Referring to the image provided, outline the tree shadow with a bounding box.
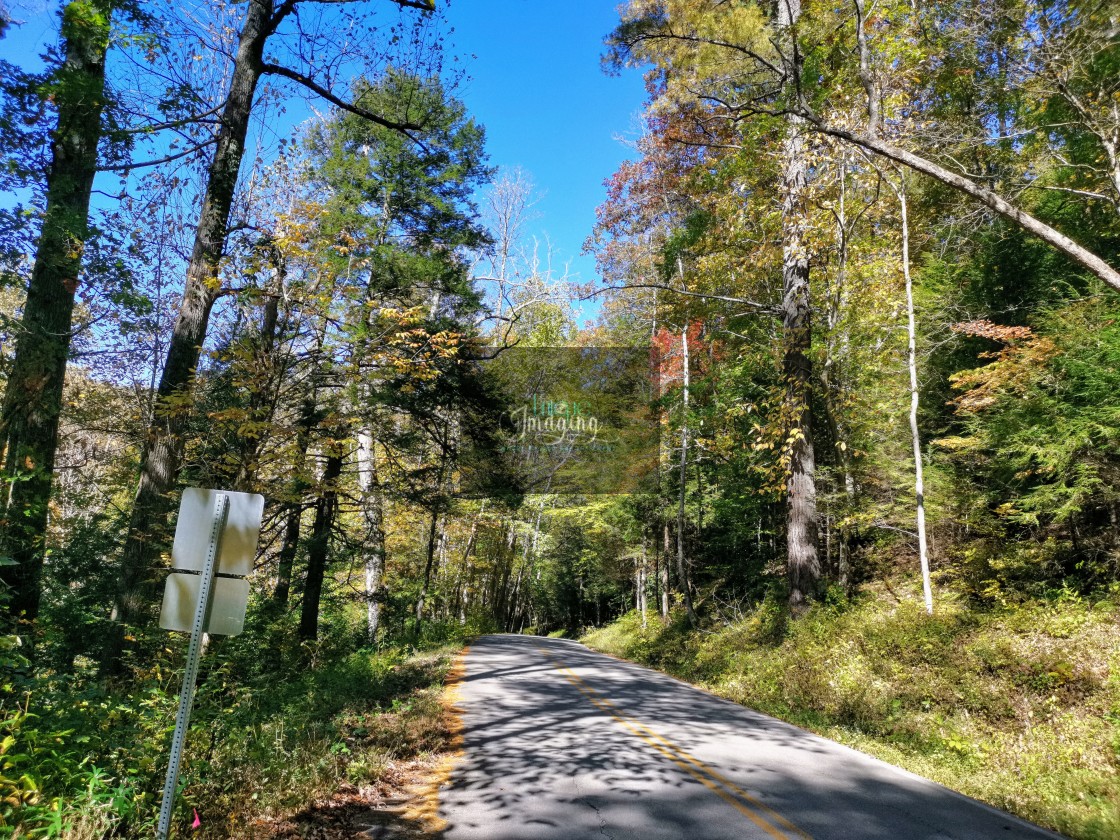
[433,634,1067,840]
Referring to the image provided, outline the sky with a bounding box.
[442,0,647,297]
[0,0,647,315]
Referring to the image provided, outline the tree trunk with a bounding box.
[638,545,648,628]
[634,556,643,621]
[781,120,821,612]
[0,0,111,622]
[458,566,471,625]
[659,535,670,621]
[676,326,696,625]
[272,385,318,607]
[272,502,303,609]
[506,564,523,632]
[898,183,934,615]
[415,509,441,635]
[356,429,387,642]
[109,0,271,659]
[452,501,484,624]
[777,0,821,614]
[299,449,343,642]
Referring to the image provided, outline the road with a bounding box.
[437,635,1065,840]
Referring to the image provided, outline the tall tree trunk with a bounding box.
[458,564,471,625]
[0,0,111,622]
[638,545,648,628]
[898,182,933,615]
[452,501,484,624]
[356,429,387,642]
[676,326,696,625]
[659,534,670,621]
[108,0,271,659]
[299,449,343,641]
[777,0,820,614]
[272,502,303,609]
[506,564,523,632]
[654,535,663,622]
[415,509,441,634]
[272,384,318,607]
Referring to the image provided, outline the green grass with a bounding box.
[185,644,460,838]
[1,618,468,839]
[583,582,1120,840]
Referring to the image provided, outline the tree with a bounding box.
[0,1,115,621]
[108,0,438,662]
[293,68,490,640]
[772,0,821,611]
[609,0,1120,281]
[609,0,822,608]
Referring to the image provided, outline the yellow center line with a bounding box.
[536,648,812,840]
[598,697,810,839]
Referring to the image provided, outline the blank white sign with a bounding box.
[159,572,250,636]
[170,488,264,576]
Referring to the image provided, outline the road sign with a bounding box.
[159,574,250,636]
[156,488,263,840]
[158,488,262,635]
[170,487,264,576]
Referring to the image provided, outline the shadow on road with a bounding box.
[436,634,1064,840]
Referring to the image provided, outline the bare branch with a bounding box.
[117,102,226,135]
[261,62,425,140]
[97,137,218,172]
[621,27,784,79]
[798,115,1120,292]
[1023,184,1117,205]
[584,282,779,316]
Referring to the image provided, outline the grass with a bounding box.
[582,581,1120,840]
[186,644,464,838]
[2,632,466,839]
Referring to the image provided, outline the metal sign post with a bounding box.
[156,492,229,840]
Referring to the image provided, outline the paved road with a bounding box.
[438,635,1065,840]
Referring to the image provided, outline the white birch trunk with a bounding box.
[899,185,934,615]
[356,429,386,641]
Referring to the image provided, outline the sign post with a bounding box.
[156,488,263,840]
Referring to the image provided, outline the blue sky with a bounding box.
[443,0,647,292]
[1,1,646,301]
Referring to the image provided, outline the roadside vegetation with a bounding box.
[1,1,1119,837]
[585,583,1120,840]
[2,608,475,838]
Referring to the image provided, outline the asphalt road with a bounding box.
[438,634,1066,840]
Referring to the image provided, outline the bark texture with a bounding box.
[0,0,111,621]
[356,429,386,642]
[110,0,272,645]
[898,184,933,614]
[676,326,696,625]
[777,0,821,612]
[299,449,343,641]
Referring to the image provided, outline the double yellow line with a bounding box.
[536,647,811,840]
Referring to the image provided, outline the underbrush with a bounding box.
[583,581,1120,840]
[0,612,475,838]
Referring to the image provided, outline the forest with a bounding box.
[1,0,1119,837]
